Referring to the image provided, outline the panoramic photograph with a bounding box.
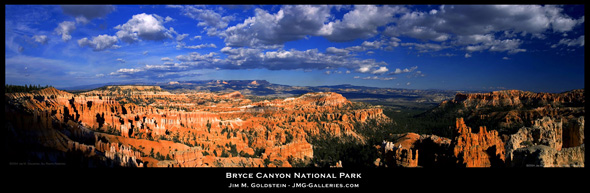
[5,4,584,172]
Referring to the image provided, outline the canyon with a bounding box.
[380,89,585,167]
[6,85,584,168]
[6,86,387,167]
[431,89,584,133]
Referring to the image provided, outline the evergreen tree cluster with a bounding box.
[5,84,50,93]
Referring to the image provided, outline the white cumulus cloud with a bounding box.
[389,66,418,75]
[326,47,350,56]
[552,35,585,48]
[320,5,406,42]
[222,5,332,47]
[170,5,234,36]
[385,5,583,54]
[32,35,48,44]
[55,21,76,41]
[184,43,217,49]
[115,13,173,43]
[372,66,389,74]
[77,34,119,51]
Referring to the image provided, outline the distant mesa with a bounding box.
[84,85,171,96]
[204,80,270,86]
[61,79,459,106]
[210,80,229,85]
[103,85,163,91]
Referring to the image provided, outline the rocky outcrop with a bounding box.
[264,140,313,163]
[297,92,351,108]
[505,117,563,161]
[381,133,420,167]
[168,147,205,167]
[563,116,584,148]
[433,89,585,133]
[510,144,584,167]
[103,142,144,167]
[452,89,584,109]
[506,116,584,167]
[221,91,244,99]
[451,118,505,167]
[383,118,505,168]
[5,89,147,167]
[381,133,452,168]
[414,134,453,167]
[417,89,584,167]
[6,86,388,167]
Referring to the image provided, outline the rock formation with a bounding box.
[506,116,585,167]
[382,133,420,167]
[452,89,584,109]
[382,118,511,168]
[510,144,584,167]
[6,86,388,167]
[505,117,563,160]
[563,116,584,148]
[381,133,452,167]
[433,89,585,133]
[8,86,581,168]
[451,118,505,167]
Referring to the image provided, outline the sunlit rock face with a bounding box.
[506,117,585,167]
[6,86,388,167]
[450,118,506,167]
[435,89,584,131]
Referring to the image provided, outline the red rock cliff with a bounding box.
[451,118,505,167]
[6,87,389,167]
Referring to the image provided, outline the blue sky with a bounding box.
[4,4,585,92]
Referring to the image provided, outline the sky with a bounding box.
[4,4,585,93]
